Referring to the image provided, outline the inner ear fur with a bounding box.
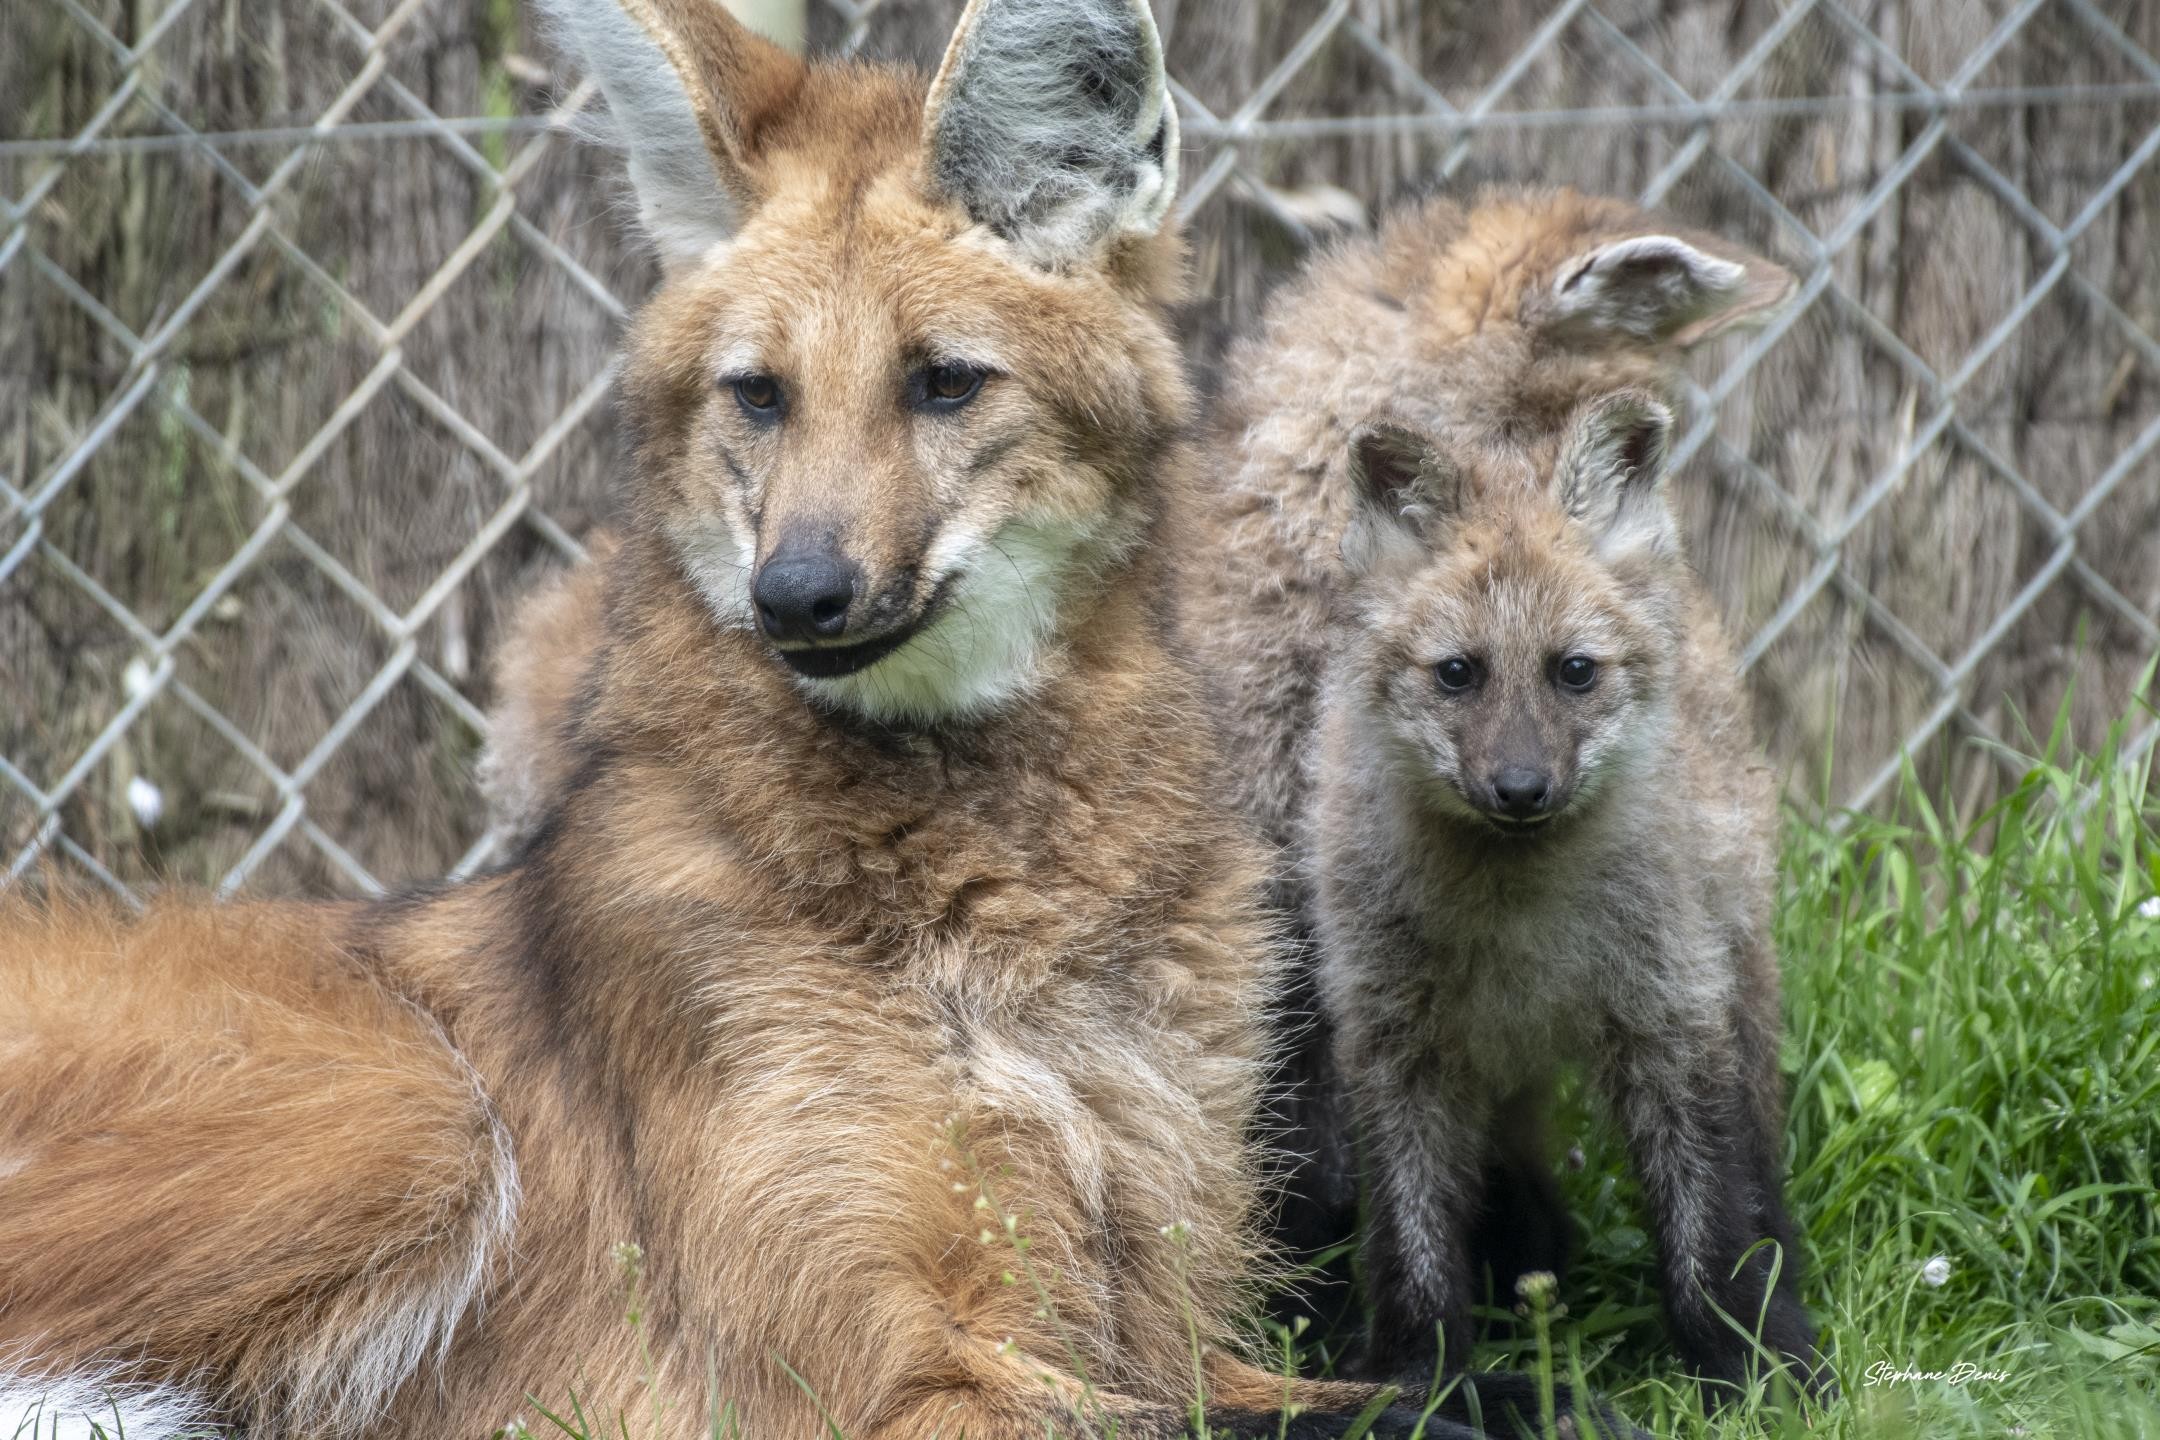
[539,0,805,266]
[616,0,804,201]
[1535,220,1796,348]
[1341,418,1465,572]
[1560,391,1679,556]
[921,0,1181,266]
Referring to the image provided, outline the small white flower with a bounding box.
[1909,1027,1925,1046]
[1921,1255,1952,1288]
[127,775,164,830]
[122,655,156,699]
[2138,895,2160,920]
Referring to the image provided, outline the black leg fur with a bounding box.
[1609,1049,1825,1402]
[1354,1178,1646,1436]
[1355,1215,1644,1436]
[1466,1149,1572,1318]
[1354,1168,1476,1384]
[1356,1086,1568,1379]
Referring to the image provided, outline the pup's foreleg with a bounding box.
[1604,1026,1824,1399]
[1346,1059,1491,1383]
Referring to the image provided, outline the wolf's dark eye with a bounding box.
[732,374,783,420]
[916,362,987,412]
[1435,657,1481,693]
[1557,655,1599,691]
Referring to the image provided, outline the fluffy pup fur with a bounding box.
[1317,400,1824,1397]
[0,11,1627,1440]
[1180,187,1820,1394]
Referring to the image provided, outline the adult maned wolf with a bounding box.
[0,3,1626,1438]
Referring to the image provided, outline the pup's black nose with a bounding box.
[1490,766,1553,819]
[754,553,858,642]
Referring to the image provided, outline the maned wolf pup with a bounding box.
[1180,189,1804,1350]
[1225,193,1822,1396]
[0,2,1601,1437]
[1317,409,1825,1398]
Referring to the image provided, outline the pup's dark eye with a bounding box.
[917,362,987,411]
[732,374,783,419]
[1557,655,1599,691]
[1435,657,1481,692]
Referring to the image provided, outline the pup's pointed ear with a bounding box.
[1561,391,1678,558]
[1539,230,1794,348]
[1342,419,1463,573]
[539,0,805,268]
[922,0,1180,268]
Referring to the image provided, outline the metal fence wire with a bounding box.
[3,0,2159,903]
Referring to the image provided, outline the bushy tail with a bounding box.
[0,1365,223,1440]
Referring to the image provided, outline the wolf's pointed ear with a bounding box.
[539,0,805,268]
[922,0,1180,267]
[1539,231,1794,348]
[1342,419,1463,573]
[1561,391,1679,558]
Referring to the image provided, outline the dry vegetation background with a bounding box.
[3,0,2158,896]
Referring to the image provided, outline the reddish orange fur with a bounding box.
[0,897,511,1427]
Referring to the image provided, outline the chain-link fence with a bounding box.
[4,0,2159,903]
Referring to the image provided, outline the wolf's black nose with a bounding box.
[755,553,858,642]
[1490,766,1552,818]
